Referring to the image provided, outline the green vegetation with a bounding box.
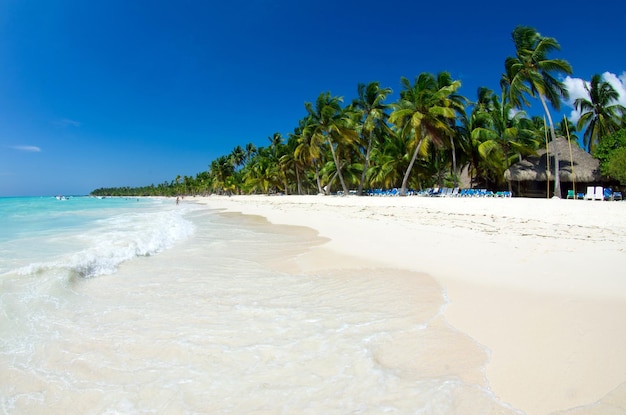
[502,25,573,197]
[595,129,626,185]
[90,26,626,198]
[575,74,626,153]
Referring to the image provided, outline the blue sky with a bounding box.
[1,0,624,196]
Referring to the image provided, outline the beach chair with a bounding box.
[613,191,623,201]
[584,186,595,200]
[603,188,613,201]
[594,186,604,201]
[566,190,575,199]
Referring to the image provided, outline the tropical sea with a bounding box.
[0,196,522,414]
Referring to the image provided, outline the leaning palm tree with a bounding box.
[502,25,572,197]
[305,92,359,195]
[389,73,460,195]
[574,73,626,153]
[351,81,392,195]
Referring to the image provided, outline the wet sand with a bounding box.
[194,194,626,415]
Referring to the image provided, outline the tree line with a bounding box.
[91,26,626,198]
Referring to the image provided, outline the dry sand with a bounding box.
[192,194,626,415]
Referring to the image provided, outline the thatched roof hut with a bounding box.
[504,136,601,183]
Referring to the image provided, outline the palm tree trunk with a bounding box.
[327,137,349,194]
[295,163,302,195]
[357,130,374,196]
[449,135,458,188]
[436,153,443,188]
[315,164,323,194]
[400,137,424,196]
[326,170,341,195]
[539,93,561,198]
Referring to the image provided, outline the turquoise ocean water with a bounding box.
[0,196,193,277]
[0,196,521,414]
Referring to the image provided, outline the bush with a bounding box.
[606,147,626,185]
[595,128,626,185]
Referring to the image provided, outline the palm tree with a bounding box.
[244,142,257,165]
[574,73,626,153]
[389,73,460,195]
[470,88,539,189]
[268,132,283,158]
[502,25,572,197]
[174,174,182,196]
[195,171,211,195]
[283,131,300,194]
[457,87,495,186]
[351,81,392,195]
[367,136,407,190]
[436,72,467,188]
[556,116,578,142]
[242,146,282,194]
[305,92,359,195]
[474,86,495,113]
[209,155,235,194]
[230,145,246,171]
[295,115,326,194]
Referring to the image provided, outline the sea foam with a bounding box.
[0,200,523,414]
[14,206,195,279]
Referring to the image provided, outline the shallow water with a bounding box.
[0,198,522,414]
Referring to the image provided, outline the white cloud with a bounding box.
[603,71,626,107]
[54,118,81,127]
[10,145,42,152]
[564,71,626,124]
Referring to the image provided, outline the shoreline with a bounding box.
[191,194,626,415]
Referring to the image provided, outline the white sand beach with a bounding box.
[195,194,626,415]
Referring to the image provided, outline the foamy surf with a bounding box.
[0,200,524,414]
[4,199,195,279]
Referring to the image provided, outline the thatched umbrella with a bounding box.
[504,136,601,183]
